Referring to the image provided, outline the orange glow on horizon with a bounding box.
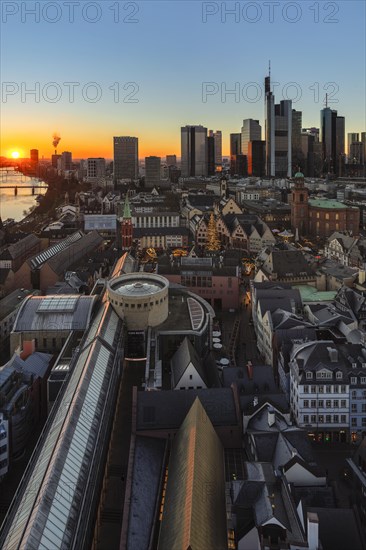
[1,136,230,160]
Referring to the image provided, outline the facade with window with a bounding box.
[349,367,366,442]
[289,341,350,442]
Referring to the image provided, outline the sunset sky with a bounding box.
[1,0,365,159]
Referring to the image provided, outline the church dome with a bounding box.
[294,171,304,178]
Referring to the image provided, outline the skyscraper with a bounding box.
[265,73,292,177]
[145,156,161,188]
[362,133,366,163]
[348,133,360,157]
[230,133,244,176]
[181,125,207,177]
[292,110,303,169]
[207,136,215,176]
[265,74,275,177]
[275,100,293,178]
[213,130,222,166]
[30,149,39,165]
[87,158,106,181]
[230,133,241,157]
[247,141,265,177]
[113,136,139,181]
[320,108,345,175]
[241,119,261,156]
[166,155,177,167]
[61,151,72,171]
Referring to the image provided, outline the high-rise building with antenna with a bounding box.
[265,66,292,178]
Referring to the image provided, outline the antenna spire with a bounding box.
[269,60,271,77]
[325,93,328,108]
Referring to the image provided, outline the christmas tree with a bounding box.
[206,213,221,252]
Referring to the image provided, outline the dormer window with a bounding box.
[306,372,313,380]
[351,377,357,385]
[336,371,343,380]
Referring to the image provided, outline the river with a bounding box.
[0,167,48,222]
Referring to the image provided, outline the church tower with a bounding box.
[290,171,309,236]
[121,195,133,250]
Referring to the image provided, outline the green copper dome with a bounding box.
[294,172,304,178]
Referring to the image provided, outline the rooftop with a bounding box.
[308,198,348,209]
[0,288,33,321]
[13,294,97,332]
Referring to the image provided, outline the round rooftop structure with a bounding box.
[107,273,169,329]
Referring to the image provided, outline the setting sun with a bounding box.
[11,151,20,159]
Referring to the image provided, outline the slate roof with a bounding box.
[187,194,217,208]
[0,234,40,261]
[127,436,166,550]
[170,337,209,388]
[137,388,238,431]
[307,508,365,550]
[13,295,97,332]
[266,250,315,277]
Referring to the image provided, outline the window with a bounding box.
[333,415,339,423]
[318,400,324,408]
[189,375,192,380]
[351,377,357,384]
[326,415,332,423]
[306,371,313,379]
[351,404,357,413]
[326,400,331,408]
[336,371,343,379]
[303,415,309,423]
[333,386,339,393]
[303,385,309,394]
[303,400,309,408]
[351,390,357,399]
[311,400,317,408]
[318,415,324,423]
[318,386,324,393]
[341,400,347,407]
[341,415,347,423]
[363,418,366,427]
[352,418,357,427]
[361,377,366,384]
[311,415,317,423]
[311,386,316,394]
[341,385,346,393]
[362,404,366,413]
[334,400,339,408]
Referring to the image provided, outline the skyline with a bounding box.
[1,1,365,158]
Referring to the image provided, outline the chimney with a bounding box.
[307,512,319,550]
[20,339,36,360]
[268,408,275,427]
[327,347,338,362]
[359,270,366,285]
